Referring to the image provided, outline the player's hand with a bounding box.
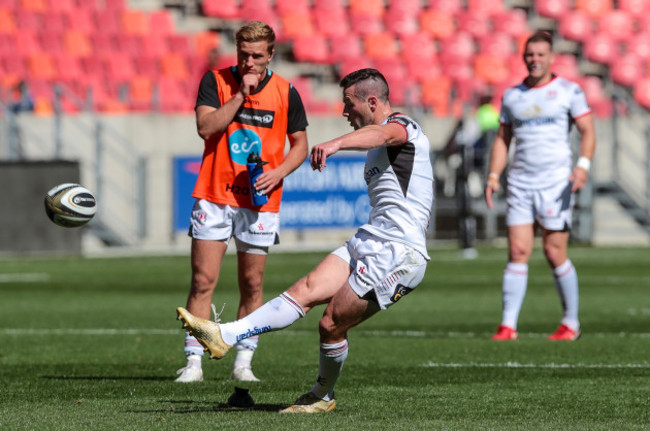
[254,168,283,196]
[310,141,340,171]
[239,73,259,98]
[485,173,500,209]
[569,166,589,192]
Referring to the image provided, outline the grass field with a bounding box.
[0,245,648,430]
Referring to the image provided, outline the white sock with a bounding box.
[553,259,580,330]
[310,339,349,401]
[183,332,205,357]
[221,293,305,346]
[501,263,528,330]
[186,354,202,368]
[234,336,258,369]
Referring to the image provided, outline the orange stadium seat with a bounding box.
[474,54,509,85]
[421,75,452,116]
[419,9,455,40]
[558,10,593,42]
[28,53,57,80]
[0,8,16,34]
[466,0,504,16]
[64,30,92,56]
[364,32,398,60]
[193,31,220,58]
[536,0,571,19]
[596,10,635,43]
[202,0,239,19]
[281,11,315,39]
[633,77,650,109]
[20,0,45,12]
[160,53,189,79]
[583,33,619,64]
[349,0,385,18]
[121,9,150,35]
[575,0,613,18]
[128,76,153,111]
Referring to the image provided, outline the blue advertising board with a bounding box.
[173,154,369,231]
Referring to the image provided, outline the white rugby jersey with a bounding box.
[499,76,591,189]
[359,113,434,259]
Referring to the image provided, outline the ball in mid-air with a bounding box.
[44,183,97,228]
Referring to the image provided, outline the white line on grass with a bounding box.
[421,362,650,369]
[0,273,50,283]
[1,328,649,339]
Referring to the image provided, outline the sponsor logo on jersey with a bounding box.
[235,107,275,129]
[228,129,262,165]
[390,284,413,303]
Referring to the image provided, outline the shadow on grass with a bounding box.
[127,400,286,414]
[42,375,172,381]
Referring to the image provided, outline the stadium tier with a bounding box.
[1,0,648,115]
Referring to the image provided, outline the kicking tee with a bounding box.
[499,76,591,189]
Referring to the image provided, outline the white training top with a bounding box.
[359,113,434,259]
[499,76,591,189]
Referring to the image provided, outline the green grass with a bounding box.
[1,246,649,430]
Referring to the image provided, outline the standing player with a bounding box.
[175,21,309,382]
[485,31,596,341]
[176,68,434,412]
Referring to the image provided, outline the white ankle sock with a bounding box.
[553,259,580,330]
[221,293,305,346]
[234,336,258,369]
[501,262,528,329]
[310,339,349,401]
[183,332,205,357]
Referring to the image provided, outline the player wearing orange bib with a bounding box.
[175,21,308,383]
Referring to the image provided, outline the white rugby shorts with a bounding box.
[333,229,428,310]
[506,181,574,231]
[188,199,280,247]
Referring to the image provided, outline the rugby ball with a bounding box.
[44,183,97,228]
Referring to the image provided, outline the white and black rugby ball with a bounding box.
[44,183,97,228]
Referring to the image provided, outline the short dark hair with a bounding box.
[525,30,553,51]
[340,68,390,103]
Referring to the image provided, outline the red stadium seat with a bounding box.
[93,10,121,35]
[610,54,644,87]
[575,0,613,18]
[141,34,168,57]
[14,31,41,56]
[617,0,649,17]
[558,10,593,42]
[506,54,528,84]
[440,55,473,82]
[149,10,175,36]
[387,0,422,14]
[428,0,463,15]
[338,56,373,79]
[633,77,650,109]
[349,12,384,36]
[583,33,619,64]
[349,0,385,18]
[105,53,136,82]
[419,9,456,40]
[167,34,191,54]
[46,0,74,13]
[400,32,437,61]
[477,32,516,57]
[133,56,160,78]
[42,12,66,33]
[113,34,142,57]
[551,54,580,81]
[281,11,315,39]
[14,9,42,32]
[121,9,150,36]
[535,0,570,19]
[66,9,93,33]
[597,10,635,43]
[292,34,330,63]
[466,0,504,17]
[202,0,239,19]
[39,31,64,54]
[314,8,350,38]
[405,55,441,84]
[491,9,529,37]
[578,75,612,117]
[275,0,309,15]
[363,32,398,60]
[156,77,193,113]
[384,6,419,36]
[90,33,115,55]
[624,32,650,61]
[439,32,475,61]
[328,33,363,63]
[53,52,83,81]
[456,10,490,38]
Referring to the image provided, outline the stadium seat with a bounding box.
[610,54,644,87]
[405,55,441,84]
[66,9,93,33]
[81,56,105,79]
[314,8,350,37]
[0,8,16,34]
[14,9,41,32]
[113,34,142,57]
[419,9,456,40]
[349,0,385,18]
[90,33,115,55]
[46,0,74,14]
[440,55,473,82]
[328,33,363,63]
[473,54,509,85]
[20,0,46,12]
[558,10,593,42]
[160,53,190,79]
[39,31,64,54]
[43,12,66,33]
[281,11,315,39]
[238,7,280,39]
[93,9,121,35]
[2,55,27,78]
[596,10,635,43]
[292,34,330,63]
[289,77,332,114]
[103,0,125,11]
[387,0,422,15]
[202,0,239,19]
[420,75,452,116]
[506,54,528,84]
[373,58,408,85]
[477,32,516,57]
[0,33,13,56]
[312,0,346,14]
[140,33,168,57]
[63,30,92,56]
[617,0,649,17]
[105,53,136,82]
[456,10,491,38]
[121,9,150,36]
[624,32,650,61]
[428,0,463,15]
[633,77,650,109]
[491,8,529,37]
[578,75,612,117]
[466,0,504,16]
[14,31,40,56]
[363,32,398,60]
[193,31,220,58]
[349,12,384,36]
[400,32,437,61]
[338,56,373,79]
[275,0,309,15]
[439,32,475,61]
[53,52,83,81]
[551,54,581,81]
[167,34,191,54]
[128,76,153,111]
[156,77,192,113]
[575,0,613,18]
[133,56,160,78]
[28,53,56,80]
[384,6,419,36]
[583,33,619,64]
[149,10,175,36]
[536,0,570,19]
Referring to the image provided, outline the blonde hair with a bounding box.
[235,21,276,54]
